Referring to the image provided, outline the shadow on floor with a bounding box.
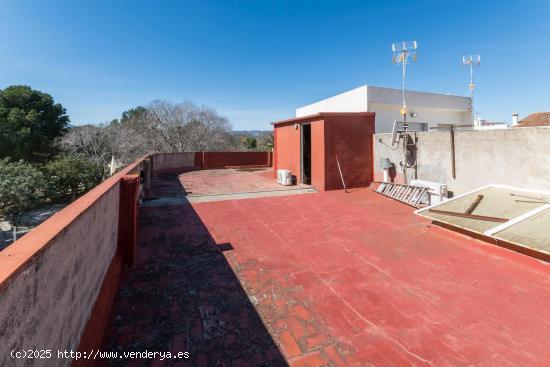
[101,171,287,366]
[151,169,196,197]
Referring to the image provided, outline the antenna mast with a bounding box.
[462,55,481,126]
[392,41,417,129]
[391,40,417,184]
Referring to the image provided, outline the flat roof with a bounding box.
[272,112,374,126]
[296,85,471,118]
[104,169,550,365]
[366,84,469,100]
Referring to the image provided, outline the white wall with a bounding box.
[296,85,368,117]
[296,85,472,133]
[368,103,471,133]
[366,86,471,110]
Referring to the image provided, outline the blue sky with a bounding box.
[1,0,549,130]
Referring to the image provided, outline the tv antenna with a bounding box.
[391,40,417,184]
[462,55,480,125]
[392,41,417,128]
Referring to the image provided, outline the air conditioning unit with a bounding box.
[277,169,292,186]
[410,179,448,205]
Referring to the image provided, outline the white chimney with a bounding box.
[512,113,519,126]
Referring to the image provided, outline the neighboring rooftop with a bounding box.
[515,112,550,127]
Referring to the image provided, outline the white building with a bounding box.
[474,119,510,130]
[296,85,472,133]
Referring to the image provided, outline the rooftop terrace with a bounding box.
[2,152,550,367]
[103,167,550,366]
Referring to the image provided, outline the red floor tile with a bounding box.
[103,170,550,366]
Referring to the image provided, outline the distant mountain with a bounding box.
[232,130,271,137]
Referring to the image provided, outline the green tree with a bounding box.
[258,132,274,151]
[243,137,257,150]
[45,155,104,201]
[0,159,47,221]
[0,85,69,162]
[120,106,147,125]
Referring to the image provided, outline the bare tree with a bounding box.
[106,110,151,163]
[60,100,241,166]
[59,124,112,164]
[143,100,234,152]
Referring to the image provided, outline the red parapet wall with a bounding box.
[0,150,280,366]
[0,150,277,367]
[75,173,141,366]
[0,156,145,367]
[194,151,273,169]
[117,175,141,266]
[73,253,123,367]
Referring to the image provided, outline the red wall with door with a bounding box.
[310,120,326,191]
[323,114,375,190]
[273,121,302,181]
[273,113,375,192]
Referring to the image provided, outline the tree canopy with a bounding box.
[0,85,69,161]
[0,159,48,218]
[45,154,104,201]
[60,100,241,164]
[243,137,257,150]
[120,106,147,125]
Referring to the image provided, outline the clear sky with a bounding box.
[1,0,549,130]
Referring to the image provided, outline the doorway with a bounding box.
[300,124,311,185]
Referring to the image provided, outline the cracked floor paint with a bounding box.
[103,169,550,366]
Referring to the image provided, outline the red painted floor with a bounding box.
[104,171,550,366]
[179,167,305,196]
